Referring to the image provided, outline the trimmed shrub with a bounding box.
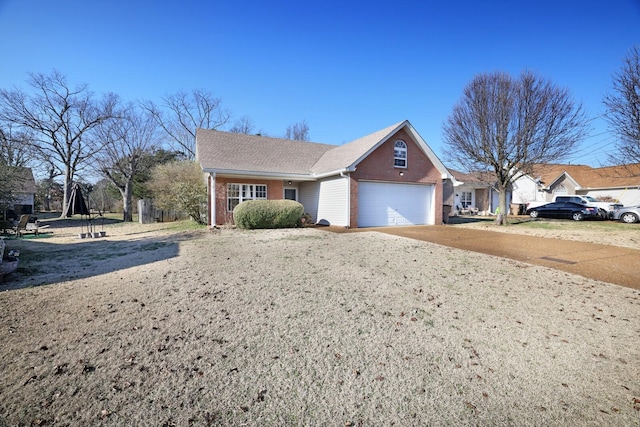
[234,200,304,229]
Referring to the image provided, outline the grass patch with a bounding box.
[282,233,324,241]
[15,248,75,263]
[15,266,41,276]
[511,218,636,232]
[161,219,207,232]
[451,215,638,233]
[9,233,54,240]
[139,242,170,252]
[512,221,561,230]
[89,251,129,261]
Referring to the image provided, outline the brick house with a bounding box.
[195,120,455,227]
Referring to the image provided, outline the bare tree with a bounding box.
[443,71,588,225]
[1,122,67,212]
[604,46,640,165]
[0,124,34,215]
[229,115,256,134]
[1,119,64,212]
[284,120,310,141]
[143,89,230,159]
[96,104,159,221]
[0,70,118,217]
[0,123,36,167]
[0,163,19,217]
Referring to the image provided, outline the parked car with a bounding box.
[526,195,623,219]
[612,205,640,223]
[526,202,600,221]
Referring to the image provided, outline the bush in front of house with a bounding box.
[233,200,305,229]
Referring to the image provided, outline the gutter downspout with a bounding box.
[209,172,216,227]
[340,171,351,228]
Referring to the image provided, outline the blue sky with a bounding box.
[0,0,639,168]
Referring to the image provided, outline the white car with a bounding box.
[613,205,640,223]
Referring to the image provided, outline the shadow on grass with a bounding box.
[0,228,195,291]
[446,215,497,225]
[36,212,126,231]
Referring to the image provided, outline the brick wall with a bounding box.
[350,129,444,226]
[212,177,284,225]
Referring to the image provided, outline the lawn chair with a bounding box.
[12,215,30,237]
[24,217,49,236]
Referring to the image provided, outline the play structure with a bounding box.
[63,182,106,238]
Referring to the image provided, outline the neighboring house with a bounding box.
[196,120,455,227]
[449,170,511,215]
[2,167,36,217]
[511,163,640,207]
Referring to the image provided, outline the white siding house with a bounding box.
[512,163,640,208]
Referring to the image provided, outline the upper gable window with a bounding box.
[394,140,407,168]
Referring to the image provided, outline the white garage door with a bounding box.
[358,181,434,227]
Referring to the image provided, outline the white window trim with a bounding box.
[460,191,472,208]
[284,187,298,201]
[394,140,407,168]
[227,183,267,212]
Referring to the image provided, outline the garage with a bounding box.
[358,181,434,227]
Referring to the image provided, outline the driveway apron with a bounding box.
[360,226,639,290]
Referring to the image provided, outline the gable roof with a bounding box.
[449,169,496,186]
[7,167,36,194]
[309,121,405,175]
[196,120,452,179]
[531,163,640,189]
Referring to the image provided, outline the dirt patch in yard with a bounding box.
[0,221,639,425]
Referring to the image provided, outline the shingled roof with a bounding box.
[196,130,334,176]
[196,120,451,179]
[531,163,640,189]
[309,122,404,174]
[448,169,496,185]
[7,167,36,194]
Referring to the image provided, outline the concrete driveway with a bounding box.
[346,225,639,290]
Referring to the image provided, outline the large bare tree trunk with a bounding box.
[121,181,133,222]
[495,189,509,225]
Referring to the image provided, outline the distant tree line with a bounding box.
[0,70,310,222]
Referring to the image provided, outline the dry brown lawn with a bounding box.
[0,218,639,426]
